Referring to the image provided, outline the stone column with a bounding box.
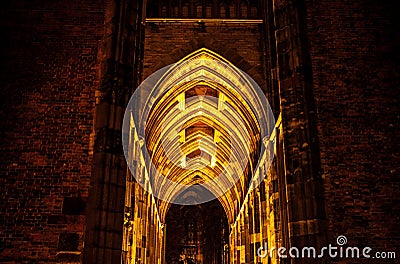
[83,0,145,263]
[269,0,328,260]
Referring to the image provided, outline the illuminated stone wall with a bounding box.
[122,179,164,264]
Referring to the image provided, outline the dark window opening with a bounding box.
[62,197,87,215]
[146,0,261,19]
[58,233,79,251]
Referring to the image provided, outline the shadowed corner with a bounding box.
[171,184,218,205]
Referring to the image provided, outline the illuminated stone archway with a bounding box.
[121,48,276,263]
[123,48,275,221]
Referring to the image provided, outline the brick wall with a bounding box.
[0,1,105,262]
[306,0,400,259]
[142,21,267,93]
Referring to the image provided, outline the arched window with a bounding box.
[147,0,255,19]
[173,5,179,17]
[182,2,189,17]
[240,2,248,18]
[196,2,203,18]
[250,0,259,18]
[146,0,159,17]
[219,2,226,18]
[250,6,257,18]
[229,2,236,18]
[161,2,167,17]
[171,0,179,17]
[205,5,212,18]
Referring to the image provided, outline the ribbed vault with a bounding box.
[124,48,274,224]
[150,49,267,224]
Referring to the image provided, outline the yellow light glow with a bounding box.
[135,48,269,225]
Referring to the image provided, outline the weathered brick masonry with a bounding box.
[305,0,400,258]
[143,21,267,91]
[0,1,106,262]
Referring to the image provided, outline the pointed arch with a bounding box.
[123,48,275,224]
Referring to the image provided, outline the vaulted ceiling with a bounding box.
[126,48,273,223]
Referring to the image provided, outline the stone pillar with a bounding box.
[83,0,145,263]
[268,0,328,259]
